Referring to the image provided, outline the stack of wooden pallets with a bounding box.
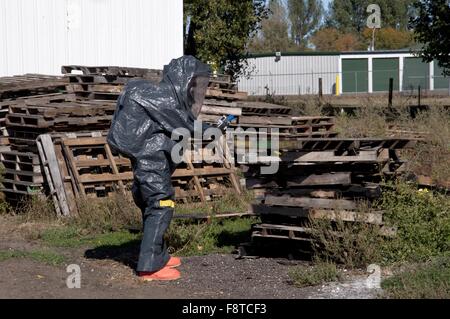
[36,134,241,216]
[199,76,336,138]
[0,75,69,200]
[62,65,162,101]
[0,66,244,206]
[244,137,416,243]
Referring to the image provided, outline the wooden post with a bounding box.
[318,78,323,99]
[418,85,421,108]
[388,78,393,107]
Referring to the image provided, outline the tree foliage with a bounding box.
[184,0,269,79]
[327,0,415,32]
[311,28,363,51]
[362,27,414,50]
[248,0,293,53]
[287,0,323,48]
[410,0,450,75]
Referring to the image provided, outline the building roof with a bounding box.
[248,49,414,58]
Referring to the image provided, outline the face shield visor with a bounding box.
[188,75,210,118]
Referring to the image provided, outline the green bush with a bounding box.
[382,255,450,299]
[380,182,450,264]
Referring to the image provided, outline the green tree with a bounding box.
[287,0,323,48]
[410,0,450,75]
[362,27,414,50]
[248,0,292,53]
[327,0,415,32]
[184,0,269,79]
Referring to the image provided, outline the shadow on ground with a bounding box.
[84,226,313,270]
[84,238,141,270]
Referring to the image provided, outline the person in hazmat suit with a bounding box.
[107,56,211,281]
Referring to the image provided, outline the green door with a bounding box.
[434,61,448,90]
[373,58,399,92]
[403,57,429,91]
[342,59,368,93]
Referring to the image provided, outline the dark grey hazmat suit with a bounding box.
[107,56,211,272]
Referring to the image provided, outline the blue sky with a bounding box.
[281,0,332,11]
[322,0,331,9]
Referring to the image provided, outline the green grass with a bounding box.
[39,216,256,257]
[174,191,254,216]
[382,255,450,299]
[288,262,341,287]
[41,226,141,249]
[166,217,258,256]
[0,249,66,266]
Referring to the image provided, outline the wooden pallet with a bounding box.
[0,150,44,196]
[0,74,68,99]
[5,96,116,130]
[206,88,248,101]
[251,223,313,242]
[61,65,163,79]
[37,134,241,216]
[6,113,112,129]
[237,101,292,116]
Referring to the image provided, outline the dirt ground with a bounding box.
[0,217,381,299]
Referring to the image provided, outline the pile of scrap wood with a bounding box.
[244,137,417,243]
[0,66,242,211]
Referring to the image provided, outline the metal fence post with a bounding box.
[388,78,393,107]
[418,85,421,107]
[318,78,323,99]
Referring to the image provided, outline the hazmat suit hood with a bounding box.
[161,55,211,119]
[107,55,211,161]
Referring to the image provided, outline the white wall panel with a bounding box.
[0,0,184,76]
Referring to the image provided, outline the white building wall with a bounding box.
[238,54,340,96]
[0,0,184,76]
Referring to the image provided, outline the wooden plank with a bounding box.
[203,99,238,107]
[62,137,110,146]
[252,205,383,225]
[201,105,242,116]
[54,143,78,213]
[61,143,86,195]
[74,158,131,168]
[238,116,292,126]
[183,151,206,203]
[286,172,351,187]
[36,135,71,216]
[206,88,248,100]
[264,195,357,210]
[282,151,380,163]
[172,167,235,178]
[216,135,241,195]
[79,172,134,183]
[104,142,126,194]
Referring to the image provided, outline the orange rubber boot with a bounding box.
[138,267,181,281]
[166,256,181,268]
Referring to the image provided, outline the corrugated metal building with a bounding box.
[239,50,449,95]
[238,53,340,96]
[0,0,184,76]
